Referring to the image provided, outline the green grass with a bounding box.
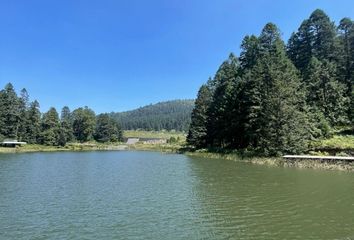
[310,134,354,157]
[128,142,182,153]
[313,135,354,150]
[123,130,187,152]
[185,150,354,171]
[0,142,127,153]
[123,130,186,140]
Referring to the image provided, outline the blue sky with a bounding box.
[0,0,353,113]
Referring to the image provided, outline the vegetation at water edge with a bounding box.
[187,9,354,157]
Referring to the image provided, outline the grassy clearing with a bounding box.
[310,133,354,156]
[124,130,186,152]
[312,135,354,150]
[124,130,186,140]
[128,142,182,153]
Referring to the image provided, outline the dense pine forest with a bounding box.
[0,83,123,146]
[187,9,354,156]
[110,100,194,132]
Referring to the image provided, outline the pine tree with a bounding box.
[338,18,354,123]
[0,83,20,139]
[40,107,62,146]
[94,113,122,142]
[72,107,96,142]
[26,100,41,144]
[187,84,212,148]
[287,9,338,74]
[306,58,349,125]
[338,18,354,94]
[17,88,30,141]
[287,19,313,73]
[244,23,309,155]
[60,106,74,142]
[239,35,259,72]
[206,53,239,147]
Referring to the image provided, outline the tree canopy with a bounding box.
[0,85,123,145]
[188,9,354,156]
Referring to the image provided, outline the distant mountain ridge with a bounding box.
[110,99,195,132]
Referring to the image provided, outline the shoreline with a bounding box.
[1,143,354,172]
[129,144,354,172]
[184,151,354,172]
[0,143,128,154]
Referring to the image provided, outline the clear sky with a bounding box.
[0,0,353,113]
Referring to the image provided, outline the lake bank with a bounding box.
[185,150,354,172]
[2,142,354,172]
[0,143,128,153]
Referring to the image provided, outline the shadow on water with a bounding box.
[186,155,354,240]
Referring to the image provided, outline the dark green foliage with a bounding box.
[306,108,331,140]
[0,83,20,139]
[243,23,309,155]
[17,88,30,142]
[111,100,194,132]
[188,11,354,156]
[288,9,338,73]
[305,58,349,125]
[72,107,96,142]
[337,18,354,95]
[0,83,124,146]
[207,54,239,147]
[94,113,123,142]
[239,35,259,72]
[61,106,74,142]
[40,107,63,146]
[187,85,212,148]
[287,20,313,74]
[26,100,41,144]
[337,18,354,122]
[287,9,351,124]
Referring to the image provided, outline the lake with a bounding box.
[0,151,354,239]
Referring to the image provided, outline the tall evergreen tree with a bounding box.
[94,113,123,142]
[287,9,338,74]
[251,24,309,155]
[287,19,313,73]
[239,35,259,72]
[187,84,212,148]
[238,23,310,155]
[72,107,96,142]
[0,83,20,139]
[26,100,41,144]
[305,58,349,125]
[60,106,74,142]
[338,18,354,94]
[17,88,30,141]
[206,53,239,147]
[338,18,354,122]
[40,107,63,146]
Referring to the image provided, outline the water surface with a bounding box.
[0,151,353,239]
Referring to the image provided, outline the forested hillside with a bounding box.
[111,100,194,132]
[0,83,123,146]
[187,9,354,156]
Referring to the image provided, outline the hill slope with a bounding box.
[111,100,194,132]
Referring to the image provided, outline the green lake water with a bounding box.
[0,151,354,239]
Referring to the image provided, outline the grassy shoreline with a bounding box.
[184,150,354,171]
[0,143,128,153]
[1,139,354,172]
[124,142,354,172]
